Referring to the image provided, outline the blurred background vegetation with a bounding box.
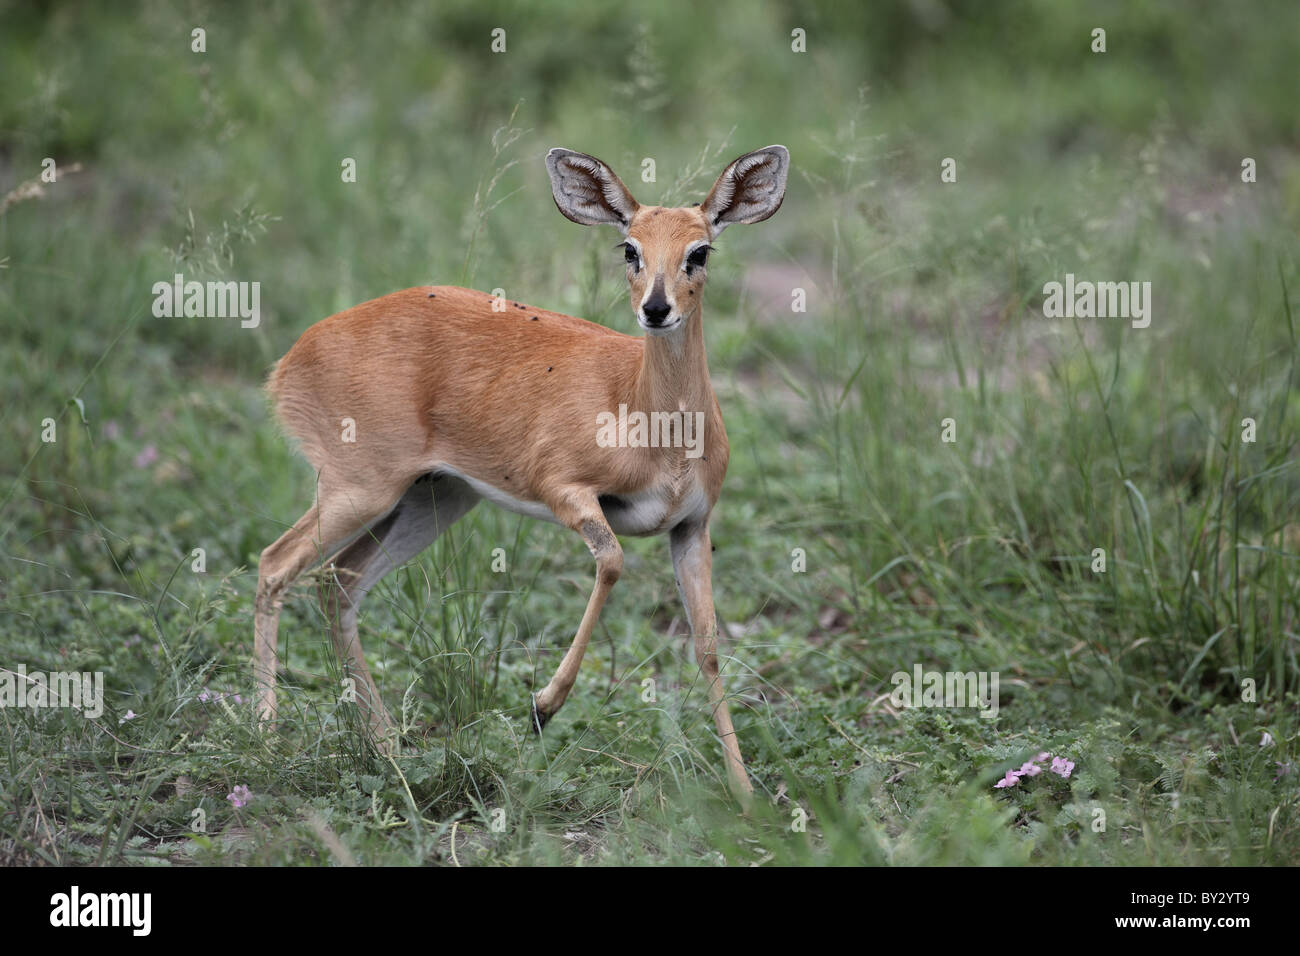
[1,0,1297,865]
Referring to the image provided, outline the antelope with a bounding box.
[254,145,789,800]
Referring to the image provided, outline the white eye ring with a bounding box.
[619,239,644,270]
[683,244,712,272]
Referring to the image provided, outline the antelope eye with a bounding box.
[621,243,640,265]
[686,246,711,269]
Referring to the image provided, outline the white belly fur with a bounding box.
[435,467,709,536]
[441,468,561,524]
[607,483,710,535]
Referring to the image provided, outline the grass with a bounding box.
[1,0,1298,866]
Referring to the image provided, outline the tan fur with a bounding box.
[255,147,788,803]
[268,277,727,521]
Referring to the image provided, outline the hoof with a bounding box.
[530,693,551,735]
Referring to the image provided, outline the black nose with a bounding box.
[642,298,672,325]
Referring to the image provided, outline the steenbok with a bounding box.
[255,145,789,799]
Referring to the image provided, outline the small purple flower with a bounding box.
[1035,751,1051,762]
[1050,756,1075,779]
[119,710,137,724]
[994,770,1021,789]
[227,785,252,808]
[232,694,243,704]
[1019,761,1042,777]
[1276,762,1294,781]
[198,688,211,703]
[133,444,158,469]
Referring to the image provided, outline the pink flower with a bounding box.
[994,770,1021,789]
[133,445,158,468]
[227,785,252,808]
[1035,752,1051,762]
[119,710,137,724]
[1050,756,1075,778]
[1019,761,1042,777]
[198,687,243,705]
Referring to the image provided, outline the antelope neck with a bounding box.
[631,305,712,414]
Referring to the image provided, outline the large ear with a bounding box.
[699,145,789,237]
[546,148,640,234]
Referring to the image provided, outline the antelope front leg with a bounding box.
[671,521,753,801]
[532,509,623,729]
